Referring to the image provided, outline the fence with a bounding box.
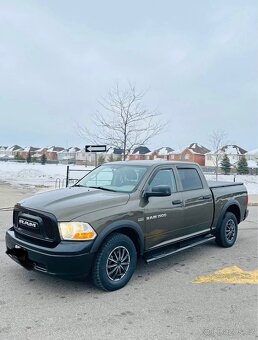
[65,166,92,187]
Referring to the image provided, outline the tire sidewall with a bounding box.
[94,234,137,291]
[218,212,238,247]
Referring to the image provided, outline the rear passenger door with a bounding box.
[176,167,213,236]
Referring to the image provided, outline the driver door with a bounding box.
[144,167,184,250]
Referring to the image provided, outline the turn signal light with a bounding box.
[73,231,96,240]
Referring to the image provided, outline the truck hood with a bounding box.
[18,187,130,221]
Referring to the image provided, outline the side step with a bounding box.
[144,235,215,263]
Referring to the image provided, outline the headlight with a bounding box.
[58,222,97,241]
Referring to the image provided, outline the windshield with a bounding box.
[76,164,148,193]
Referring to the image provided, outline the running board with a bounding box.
[144,235,215,263]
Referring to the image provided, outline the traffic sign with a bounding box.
[85,145,107,153]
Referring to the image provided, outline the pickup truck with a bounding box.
[6,161,248,291]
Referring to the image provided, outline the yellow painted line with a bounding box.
[193,266,258,284]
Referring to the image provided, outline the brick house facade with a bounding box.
[168,143,210,166]
[45,146,65,161]
[19,146,40,159]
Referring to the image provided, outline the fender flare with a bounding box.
[90,220,145,255]
[215,199,241,231]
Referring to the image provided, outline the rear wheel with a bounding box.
[92,233,137,291]
[215,212,238,248]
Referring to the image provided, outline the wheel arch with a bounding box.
[225,204,241,224]
[216,200,241,231]
[90,220,144,255]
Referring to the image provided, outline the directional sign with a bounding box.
[85,145,107,153]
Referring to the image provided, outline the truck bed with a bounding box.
[208,180,247,232]
[207,180,243,188]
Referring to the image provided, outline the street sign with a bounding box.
[85,145,107,153]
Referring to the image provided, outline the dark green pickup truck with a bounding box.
[6,161,248,291]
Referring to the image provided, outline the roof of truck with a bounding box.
[105,160,200,167]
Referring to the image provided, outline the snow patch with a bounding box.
[0,162,93,188]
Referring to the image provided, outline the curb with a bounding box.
[248,203,258,207]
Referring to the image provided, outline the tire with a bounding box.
[92,233,137,291]
[215,212,238,248]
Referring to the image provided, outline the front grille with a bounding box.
[13,205,60,246]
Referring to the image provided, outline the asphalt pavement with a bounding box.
[0,184,257,340]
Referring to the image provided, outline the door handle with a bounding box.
[198,195,212,200]
[172,200,182,205]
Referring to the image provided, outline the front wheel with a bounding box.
[92,233,137,291]
[215,212,238,248]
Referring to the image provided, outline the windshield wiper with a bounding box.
[87,186,117,192]
[73,184,85,187]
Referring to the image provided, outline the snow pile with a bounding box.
[17,168,46,179]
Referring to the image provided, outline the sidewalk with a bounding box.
[249,195,258,206]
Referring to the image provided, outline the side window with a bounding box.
[149,169,177,193]
[178,168,203,191]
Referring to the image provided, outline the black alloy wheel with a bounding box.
[215,212,238,248]
[92,233,137,291]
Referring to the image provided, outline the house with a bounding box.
[45,146,65,161]
[169,143,210,166]
[150,147,175,160]
[105,148,123,161]
[245,148,258,171]
[75,149,97,166]
[58,147,80,164]
[31,147,48,161]
[19,146,40,159]
[0,146,8,159]
[205,144,247,168]
[246,148,258,162]
[4,145,24,159]
[30,146,66,162]
[128,146,151,160]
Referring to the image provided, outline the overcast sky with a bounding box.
[0,0,257,151]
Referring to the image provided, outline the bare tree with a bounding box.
[209,130,227,181]
[79,83,166,160]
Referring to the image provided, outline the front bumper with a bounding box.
[5,228,95,278]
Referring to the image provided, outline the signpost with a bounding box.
[85,145,107,166]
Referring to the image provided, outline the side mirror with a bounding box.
[144,185,171,199]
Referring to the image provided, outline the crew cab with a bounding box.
[5,161,248,291]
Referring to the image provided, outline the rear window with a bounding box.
[178,168,203,191]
